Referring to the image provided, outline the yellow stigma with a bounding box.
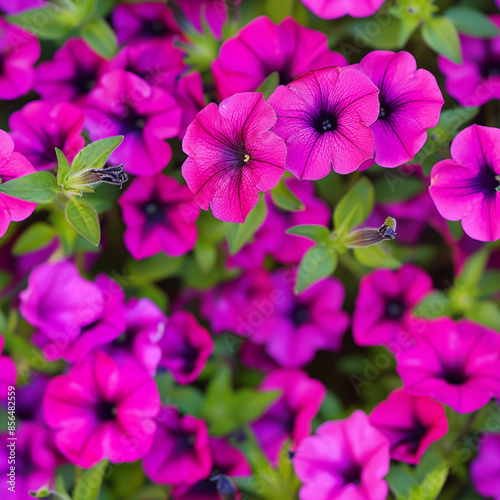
[243,154,250,163]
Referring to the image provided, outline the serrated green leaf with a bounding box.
[445,6,499,38]
[65,196,100,246]
[70,136,124,175]
[226,196,267,255]
[80,16,118,59]
[12,222,56,256]
[0,171,59,204]
[56,148,71,186]
[271,177,304,211]
[295,246,337,293]
[353,244,400,269]
[257,71,280,99]
[422,16,462,64]
[73,460,108,500]
[286,224,330,244]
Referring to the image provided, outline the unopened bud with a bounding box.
[344,217,397,247]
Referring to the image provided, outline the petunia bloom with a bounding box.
[396,318,500,414]
[355,51,443,167]
[43,351,160,468]
[268,67,379,179]
[0,131,37,238]
[352,264,434,350]
[174,71,206,140]
[86,70,181,176]
[471,433,500,500]
[299,0,385,19]
[294,410,390,500]
[142,406,212,486]
[429,124,500,242]
[9,101,85,171]
[251,369,326,466]
[182,92,286,223]
[0,0,46,14]
[369,388,448,464]
[212,16,346,100]
[119,173,200,259]
[0,333,16,399]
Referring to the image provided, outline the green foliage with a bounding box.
[295,246,338,293]
[12,222,56,256]
[286,224,331,244]
[271,177,304,211]
[0,171,59,204]
[256,71,280,99]
[68,136,124,176]
[80,16,118,59]
[422,16,462,64]
[353,244,401,269]
[444,6,499,38]
[65,196,101,246]
[156,373,205,417]
[73,460,109,500]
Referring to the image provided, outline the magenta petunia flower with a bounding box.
[0,334,16,399]
[9,101,85,171]
[86,69,181,176]
[396,318,500,414]
[299,0,384,18]
[429,124,500,242]
[294,410,390,500]
[212,16,346,100]
[352,264,434,349]
[20,260,104,346]
[174,71,206,140]
[0,18,40,100]
[355,51,443,168]
[0,131,37,238]
[471,433,500,500]
[34,38,108,108]
[182,92,286,223]
[268,67,379,179]
[15,372,49,422]
[44,351,160,468]
[369,388,448,465]
[0,0,46,14]
[239,341,281,373]
[251,369,325,466]
[158,310,214,385]
[119,173,200,259]
[438,16,500,107]
[142,406,212,486]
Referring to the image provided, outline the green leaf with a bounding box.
[478,270,500,297]
[70,136,124,175]
[56,148,71,186]
[286,224,330,245]
[126,254,184,286]
[256,71,280,99]
[232,388,282,426]
[387,464,418,498]
[65,196,101,246]
[226,196,267,255]
[374,176,425,204]
[156,373,205,417]
[74,0,97,18]
[80,16,118,59]
[455,248,488,291]
[413,291,451,319]
[407,462,449,500]
[73,459,109,500]
[466,301,500,331]
[422,16,462,64]
[194,240,217,274]
[12,222,56,256]
[271,177,304,211]
[347,16,403,50]
[55,475,72,500]
[353,245,400,269]
[333,177,374,237]
[0,171,59,204]
[445,6,499,38]
[295,246,337,293]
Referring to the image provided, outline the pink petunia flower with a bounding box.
[182,92,286,223]
[471,433,500,500]
[15,372,49,422]
[174,71,206,140]
[251,369,326,466]
[239,341,281,373]
[396,318,500,414]
[159,310,214,385]
[0,18,40,100]
[268,67,380,179]
[142,406,212,486]
[9,101,85,171]
[34,38,108,109]
[0,0,46,14]
[86,70,181,176]
[352,264,434,350]
[119,173,200,259]
[438,16,500,107]
[294,410,390,500]
[355,51,443,168]
[299,0,385,19]
[369,388,448,464]
[43,351,160,468]
[429,124,500,242]
[212,16,346,100]
[0,333,16,399]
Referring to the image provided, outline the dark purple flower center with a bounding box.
[120,107,146,135]
[142,199,165,226]
[378,97,392,120]
[139,19,169,39]
[480,61,500,79]
[291,305,310,325]
[71,66,96,96]
[80,318,101,334]
[442,365,467,385]
[174,431,196,456]
[466,166,500,198]
[96,400,117,421]
[392,421,427,454]
[342,462,362,486]
[385,298,405,319]
[313,110,337,134]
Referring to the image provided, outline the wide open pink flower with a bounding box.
[471,433,500,499]
[299,0,385,19]
[369,388,448,464]
[0,131,37,237]
[294,410,390,500]
[43,351,160,468]
[396,318,500,414]
[268,67,379,179]
[429,124,500,242]
[212,16,346,100]
[0,334,16,399]
[86,70,181,176]
[356,51,443,167]
[182,92,286,223]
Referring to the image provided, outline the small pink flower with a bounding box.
[43,351,160,467]
[294,410,390,500]
[182,92,286,223]
[212,16,346,100]
[268,67,379,179]
[142,406,212,486]
[429,124,500,242]
[471,433,500,499]
[159,310,214,385]
[369,388,448,464]
[299,0,385,19]
[396,318,500,414]
[119,173,200,259]
[0,334,16,398]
